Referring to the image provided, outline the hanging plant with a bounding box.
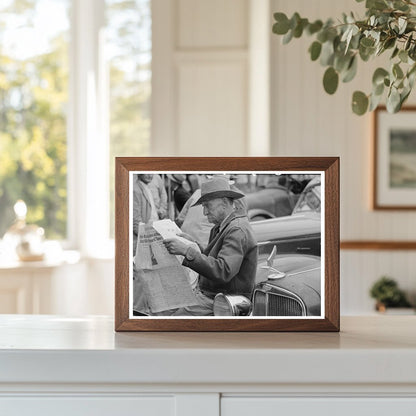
[272,0,416,115]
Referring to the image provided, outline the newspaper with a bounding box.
[152,219,200,290]
[152,219,194,246]
[134,224,197,313]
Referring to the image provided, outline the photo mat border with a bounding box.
[128,170,325,320]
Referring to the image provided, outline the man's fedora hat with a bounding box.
[192,177,244,206]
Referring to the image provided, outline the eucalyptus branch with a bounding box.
[272,0,416,115]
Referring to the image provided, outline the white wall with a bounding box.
[271,0,416,313]
[55,0,416,316]
[152,0,254,156]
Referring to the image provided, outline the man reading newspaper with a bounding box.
[163,177,258,316]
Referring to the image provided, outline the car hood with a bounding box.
[251,212,321,242]
[255,253,321,315]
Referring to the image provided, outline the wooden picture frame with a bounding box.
[373,106,416,210]
[115,157,339,332]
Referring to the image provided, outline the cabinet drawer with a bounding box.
[222,397,416,416]
[0,396,175,416]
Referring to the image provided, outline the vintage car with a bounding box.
[246,184,296,221]
[249,176,321,257]
[245,175,311,221]
[213,177,322,317]
[213,247,322,317]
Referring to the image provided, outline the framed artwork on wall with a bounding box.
[374,106,416,209]
[115,157,339,332]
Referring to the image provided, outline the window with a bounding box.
[106,0,151,237]
[0,0,151,253]
[0,0,70,239]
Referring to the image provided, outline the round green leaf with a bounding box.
[405,34,413,51]
[384,37,396,50]
[352,91,369,115]
[360,37,375,48]
[391,47,399,59]
[290,13,301,30]
[293,18,308,38]
[317,30,328,43]
[342,56,357,83]
[408,70,416,89]
[373,82,385,96]
[307,20,323,35]
[273,13,290,35]
[359,44,375,62]
[387,87,401,113]
[282,29,293,44]
[393,0,409,11]
[400,88,411,107]
[369,92,383,112]
[399,50,408,63]
[323,67,339,95]
[334,52,352,73]
[393,63,404,79]
[367,0,388,11]
[372,68,389,86]
[409,45,416,61]
[309,41,322,61]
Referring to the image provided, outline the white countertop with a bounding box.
[0,315,415,387]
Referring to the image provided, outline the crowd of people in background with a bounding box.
[133,173,312,248]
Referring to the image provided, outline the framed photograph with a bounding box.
[374,106,416,209]
[115,157,339,331]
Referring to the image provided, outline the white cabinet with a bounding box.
[1,396,175,416]
[0,266,57,314]
[0,316,416,415]
[222,398,416,416]
[0,255,114,315]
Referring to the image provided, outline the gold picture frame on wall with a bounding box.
[373,106,416,210]
[115,157,339,332]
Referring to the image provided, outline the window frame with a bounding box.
[67,0,111,257]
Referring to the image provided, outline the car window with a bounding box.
[293,184,321,214]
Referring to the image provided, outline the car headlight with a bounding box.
[213,293,251,316]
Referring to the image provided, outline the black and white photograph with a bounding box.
[129,172,324,319]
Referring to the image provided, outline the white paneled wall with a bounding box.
[152,0,250,156]
[271,0,416,313]
[177,57,247,155]
[150,0,416,314]
[177,0,248,49]
[341,251,416,314]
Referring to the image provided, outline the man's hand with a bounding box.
[163,238,189,255]
[178,232,195,242]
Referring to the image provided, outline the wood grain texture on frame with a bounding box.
[115,157,340,332]
[373,106,416,210]
[341,240,416,250]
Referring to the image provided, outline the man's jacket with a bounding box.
[183,211,258,298]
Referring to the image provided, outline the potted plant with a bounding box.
[369,276,413,313]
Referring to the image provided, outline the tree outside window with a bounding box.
[0,0,151,243]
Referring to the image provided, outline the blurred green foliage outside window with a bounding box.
[0,0,151,241]
[0,0,69,239]
[107,0,151,237]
